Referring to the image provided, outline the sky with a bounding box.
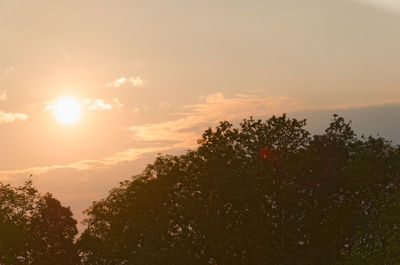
[1,0,400,228]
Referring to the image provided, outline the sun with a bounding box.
[52,97,81,124]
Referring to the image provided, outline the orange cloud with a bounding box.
[7,93,400,179]
[129,93,305,148]
[106,76,144,88]
[128,93,400,151]
[0,146,169,179]
[45,97,124,112]
[84,98,123,111]
[0,111,27,124]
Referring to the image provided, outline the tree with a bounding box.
[78,114,400,264]
[29,193,79,265]
[0,181,79,264]
[0,180,39,264]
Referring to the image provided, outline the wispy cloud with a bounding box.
[107,77,126,88]
[83,98,123,111]
[129,93,400,150]
[129,93,305,149]
[352,0,400,14]
[0,146,169,178]
[9,92,400,178]
[106,76,144,88]
[45,97,124,112]
[0,93,304,176]
[0,111,27,124]
[0,90,7,101]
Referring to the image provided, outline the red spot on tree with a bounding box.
[259,148,271,160]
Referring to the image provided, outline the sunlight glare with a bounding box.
[53,97,81,124]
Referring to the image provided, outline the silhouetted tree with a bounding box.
[0,181,79,264]
[78,114,400,264]
[29,193,79,265]
[0,180,38,264]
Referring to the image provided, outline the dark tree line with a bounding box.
[0,180,79,264]
[2,114,400,264]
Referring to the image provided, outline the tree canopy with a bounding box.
[0,180,79,264]
[78,114,400,265]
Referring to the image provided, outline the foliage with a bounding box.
[78,114,400,264]
[0,180,79,264]
[2,114,399,264]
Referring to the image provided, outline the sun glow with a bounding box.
[52,97,81,124]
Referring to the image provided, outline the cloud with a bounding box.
[87,99,112,110]
[0,146,170,179]
[84,98,123,111]
[30,93,400,176]
[0,90,6,101]
[129,76,144,87]
[0,111,27,124]
[129,93,400,151]
[10,93,400,181]
[112,98,124,110]
[352,0,400,14]
[129,93,305,149]
[45,97,124,112]
[107,77,126,88]
[106,76,144,88]
[0,93,303,176]
[0,89,26,124]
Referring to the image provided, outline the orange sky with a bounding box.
[1,0,400,228]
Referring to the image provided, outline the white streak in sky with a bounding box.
[61,49,73,63]
[353,0,400,14]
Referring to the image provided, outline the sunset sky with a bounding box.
[1,0,400,226]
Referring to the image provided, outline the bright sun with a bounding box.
[53,97,81,124]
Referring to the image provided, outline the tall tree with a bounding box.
[78,114,400,264]
[29,193,79,265]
